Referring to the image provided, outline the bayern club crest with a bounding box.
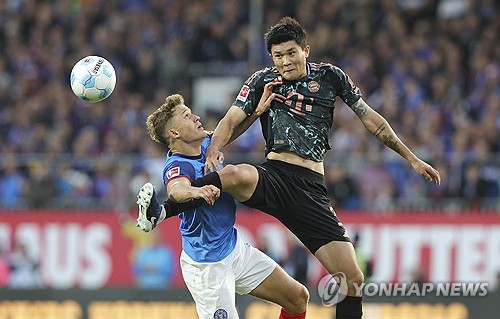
[308,81,320,93]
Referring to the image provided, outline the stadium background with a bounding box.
[0,0,498,318]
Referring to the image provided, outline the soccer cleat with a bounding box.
[136,182,164,232]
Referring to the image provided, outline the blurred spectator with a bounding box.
[26,160,58,208]
[352,233,372,283]
[0,154,25,208]
[256,231,280,263]
[132,230,176,289]
[0,0,497,211]
[8,242,43,289]
[281,233,309,286]
[459,163,499,208]
[325,163,360,210]
[357,165,396,211]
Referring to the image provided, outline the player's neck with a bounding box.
[170,141,202,157]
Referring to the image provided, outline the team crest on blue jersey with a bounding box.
[214,309,228,319]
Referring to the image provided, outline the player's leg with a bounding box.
[217,164,259,202]
[314,240,364,297]
[233,237,308,318]
[180,251,239,319]
[314,241,364,319]
[258,161,363,319]
[249,266,309,318]
[135,164,260,232]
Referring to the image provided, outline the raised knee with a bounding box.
[286,284,309,314]
[220,164,239,187]
[348,267,364,286]
[345,268,364,296]
[298,285,310,311]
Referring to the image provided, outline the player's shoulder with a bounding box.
[163,156,197,182]
[244,66,279,85]
[201,133,212,152]
[309,61,344,74]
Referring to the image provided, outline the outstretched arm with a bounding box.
[167,177,220,205]
[204,106,247,173]
[136,176,222,232]
[227,80,285,145]
[162,175,221,220]
[205,80,284,173]
[352,98,441,184]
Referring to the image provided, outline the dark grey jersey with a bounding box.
[233,62,363,162]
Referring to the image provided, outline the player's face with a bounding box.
[270,40,310,81]
[169,104,206,143]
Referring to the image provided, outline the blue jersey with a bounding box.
[162,134,237,263]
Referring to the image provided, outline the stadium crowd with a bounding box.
[0,0,498,211]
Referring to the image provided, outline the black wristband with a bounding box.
[161,172,222,219]
[162,199,205,219]
[191,171,222,190]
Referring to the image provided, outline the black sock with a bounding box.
[162,172,222,219]
[336,296,362,319]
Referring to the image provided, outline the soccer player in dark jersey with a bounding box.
[137,93,309,319]
[139,17,441,319]
[204,17,440,318]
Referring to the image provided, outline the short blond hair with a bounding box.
[146,94,184,147]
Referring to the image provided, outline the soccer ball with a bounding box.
[70,56,116,103]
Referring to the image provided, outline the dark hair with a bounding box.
[146,94,184,146]
[264,16,307,53]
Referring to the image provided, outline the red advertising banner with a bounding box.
[0,212,134,288]
[1,210,499,289]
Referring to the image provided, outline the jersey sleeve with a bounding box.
[163,160,196,188]
[232,69,268,116]
[329,66,363,108]
[201,132,213,154]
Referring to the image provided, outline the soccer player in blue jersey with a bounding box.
[137,93,308,319]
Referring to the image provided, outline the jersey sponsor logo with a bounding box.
[166,166,180,179]
[236,85,250,102]
[214,309,228,319]
[308,80,320,93]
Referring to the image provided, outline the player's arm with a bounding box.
[167,177,220,205]
[206,80,284,173]
[136,175,223,231]
[227,80,285,144]
[154,172,223,224]
[352,98,441,185]
[204,106,247,173]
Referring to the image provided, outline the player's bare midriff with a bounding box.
[267,151,324,175]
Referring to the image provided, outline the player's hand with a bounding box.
[255,79,285,115]
[192,185,220,205]
[411,159,441,185]
[204,146,223,173]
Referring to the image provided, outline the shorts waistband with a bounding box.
[264,160,325,184]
